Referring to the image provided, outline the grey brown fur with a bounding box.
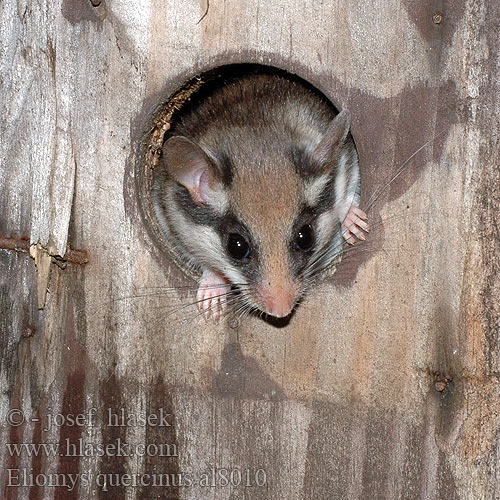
[152,72,361,317]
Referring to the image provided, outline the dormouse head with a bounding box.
[160,109,359,318]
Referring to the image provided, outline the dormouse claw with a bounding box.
[197,269,230,323]
[342,206,370,245]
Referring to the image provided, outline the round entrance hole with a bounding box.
[137,64,360,293]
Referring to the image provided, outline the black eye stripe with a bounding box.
[173,185,222,227]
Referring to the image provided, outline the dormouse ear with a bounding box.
[310,109,351,173]
[162,136,223,207]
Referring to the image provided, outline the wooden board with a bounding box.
[1,0,499,498]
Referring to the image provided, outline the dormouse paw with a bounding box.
[196,269,231,323]
[342,206,370,245]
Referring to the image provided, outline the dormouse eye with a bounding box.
[295,224,314,252]
[227,233,251,260]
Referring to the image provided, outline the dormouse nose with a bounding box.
[259,282,297,318]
